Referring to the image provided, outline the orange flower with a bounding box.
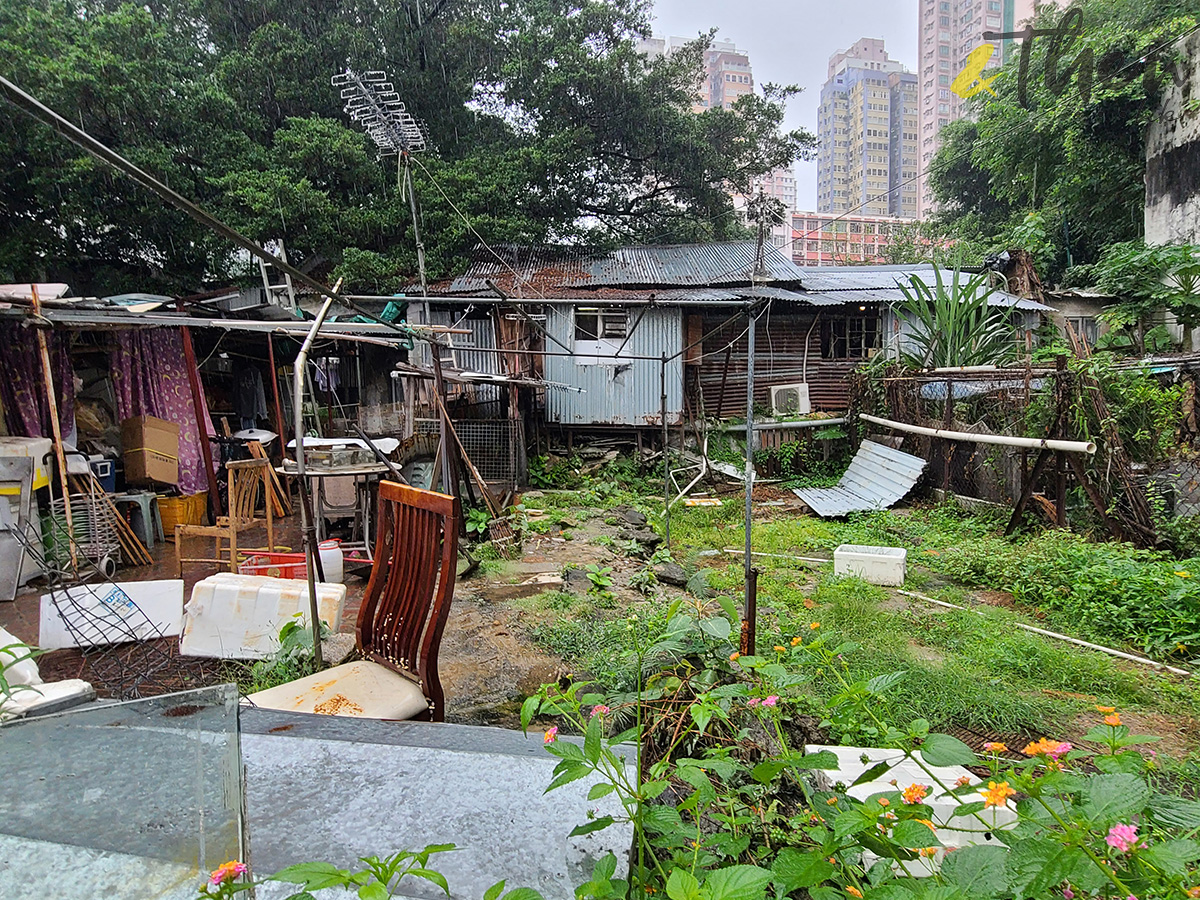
[918,847,938,858]
[810,622,821,630]
[1185,887,1200,899]
[983,741,1007,754]
[846,888,863,899]
[1022,738,1071,760]
[791,636,802,646]
[729,652,740,662]
[877,797,890,807]
[827,796,839,805]
[1105,713,1122,727]
[979,781,1016,808]
[902,783,930,804]
[954,775,971,788]
[1096,705,1116,714]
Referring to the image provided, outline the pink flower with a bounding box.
[1047,741,1072,760]
[209,861,248,886]
[1062,889,1074,899]
[590,705,610,718]
[747,698,761,708]
[762,696,779,708]
[1106,823,1145,853]
[544,726,558,744]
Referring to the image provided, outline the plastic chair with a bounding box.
[176,458,275,575]
[248,481,460,721]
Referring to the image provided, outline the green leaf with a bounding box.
[1005,838,1094,898]
[1144,839,1200,875]
[920,734,977,767]
[643,804,685,835]
[891,819,942,848]
[807,889,843,900]
[485,881,507,900]
[546,760,593,793]
[717,596,739,622]
[641,780,670,801]
[699,617,732,640]
[666,869,701,900]
[795,750,840,770]
[584,715,602,764]
[358,883,389,900]
[833,807,877,840]
[852,761,894,786]
[866,671,907,695]
[269,862,352,890]
[588,782,616,800]
[751,761,786,784]
[1149,794,1200,829]
[1080,773,1150,825]
[949,801,986,818]
[701,865,773,900]
[502,888,547,900]
[771,848,834,892]
[408,868,450,895]
[569,816,615,837]
[939,845,1008,898]
[520,695,540,731]
[593,853,618,883]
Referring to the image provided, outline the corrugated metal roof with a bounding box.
[793,440,927,517]
[798,266,936,291]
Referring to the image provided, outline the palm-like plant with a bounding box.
[896,268,1017,368]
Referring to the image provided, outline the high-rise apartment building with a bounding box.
[637,36,755,111]
[916,0,1050,216]
[817,38,918,219]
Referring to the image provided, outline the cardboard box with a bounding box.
[121,415,180,485]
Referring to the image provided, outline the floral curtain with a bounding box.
[111,328,216,495]
[0,323,76,439]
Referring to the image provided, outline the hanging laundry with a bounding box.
[311,358,341,393]
[234,367,269,430]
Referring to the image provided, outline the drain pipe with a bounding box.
[294,295,336,669]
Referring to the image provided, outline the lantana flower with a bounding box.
[1106,823,1146,853]
[209,861,248,886]
[589,705,610,718]
[902,783,930,804]
[979,781,1016,808]
[1023,738,1072,760]
[1105,712,1122,727]
[544,726,559,744]
[983,741,1007,753]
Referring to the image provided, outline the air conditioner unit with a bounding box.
[770,383,811,417]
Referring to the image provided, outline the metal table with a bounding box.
[278,462,390,559]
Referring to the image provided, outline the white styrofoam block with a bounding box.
[39,580,184,650]
[180,573,346,660]
[0,679,95,720]
[834,544,907,586]
[809,744,1017,876]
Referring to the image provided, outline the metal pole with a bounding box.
[744,305,755,609]
[294,297,336,669]
[661,353,670,550]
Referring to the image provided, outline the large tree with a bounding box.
[0,0,815,295]
[927,0,1199,280]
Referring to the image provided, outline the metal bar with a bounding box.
[744,305,755,613]
[294,297,336,670]
[740,568,758,657]
[720,418,848,432]
[485,279,574,355]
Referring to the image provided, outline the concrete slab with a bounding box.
[242,709,632,900]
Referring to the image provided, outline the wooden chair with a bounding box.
[247,481,460,721]
[176,458,275,575]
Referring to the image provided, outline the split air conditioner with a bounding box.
[769,383,811,417]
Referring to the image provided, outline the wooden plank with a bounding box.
[248,440,290,516]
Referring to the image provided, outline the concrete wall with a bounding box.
[1146,31,1200,245]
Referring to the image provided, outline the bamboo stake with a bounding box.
[31,284,77,573]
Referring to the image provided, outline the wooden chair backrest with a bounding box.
[226,458,268,526]
[356,480,460,721]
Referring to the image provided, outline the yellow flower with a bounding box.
[791,636,802,646]
[773,645,786,653]
[983,741,1007,754]
[1105,712,1122,727]
[810,622,821,630]
[846,888,863,899]
[1177,571,1191,578]
[1095,705,1116,714]
[979,781,1016,808]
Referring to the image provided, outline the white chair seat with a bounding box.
[247,659,429,720]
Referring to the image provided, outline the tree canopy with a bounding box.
[0,0,815,295]
[927,0,1200,282]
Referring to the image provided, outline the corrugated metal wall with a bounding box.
[544,306,684,425]
[697,312,858,413]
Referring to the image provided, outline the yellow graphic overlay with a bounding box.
[951,44,999,99]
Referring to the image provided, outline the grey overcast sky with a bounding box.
[650,1,918,212]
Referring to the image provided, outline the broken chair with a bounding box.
[247,480,460,721]
[176,458,276,575]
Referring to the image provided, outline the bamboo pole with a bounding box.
[31,284,76,573]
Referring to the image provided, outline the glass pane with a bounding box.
[0,684,244,899]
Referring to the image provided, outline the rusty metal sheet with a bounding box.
[793,439,927,517]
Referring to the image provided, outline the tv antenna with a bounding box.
[332,68,430,317]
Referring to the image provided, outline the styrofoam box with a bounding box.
[180,573,346,660]
[40,580,184,650]
[833,544,907,586]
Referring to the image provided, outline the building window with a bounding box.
[822,315,881,359]
[1066,316,1099,347]
[574,308,629,364]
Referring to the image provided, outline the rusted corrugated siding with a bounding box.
[696,313,858,413]
[544,306,684,425]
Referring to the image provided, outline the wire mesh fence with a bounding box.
[416,417,520,486]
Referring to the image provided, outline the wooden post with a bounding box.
[31,284,76,573]
[716,343,733,419]
[179,316,222,520]
[740,568,758,657]
[1054,355,1068,528]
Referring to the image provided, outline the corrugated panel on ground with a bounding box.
[543,306,684,425]
[793,440,927,517]
[696,313,857,414]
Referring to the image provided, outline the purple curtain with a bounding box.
[111,329,216,495]
[0,323,75,439]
